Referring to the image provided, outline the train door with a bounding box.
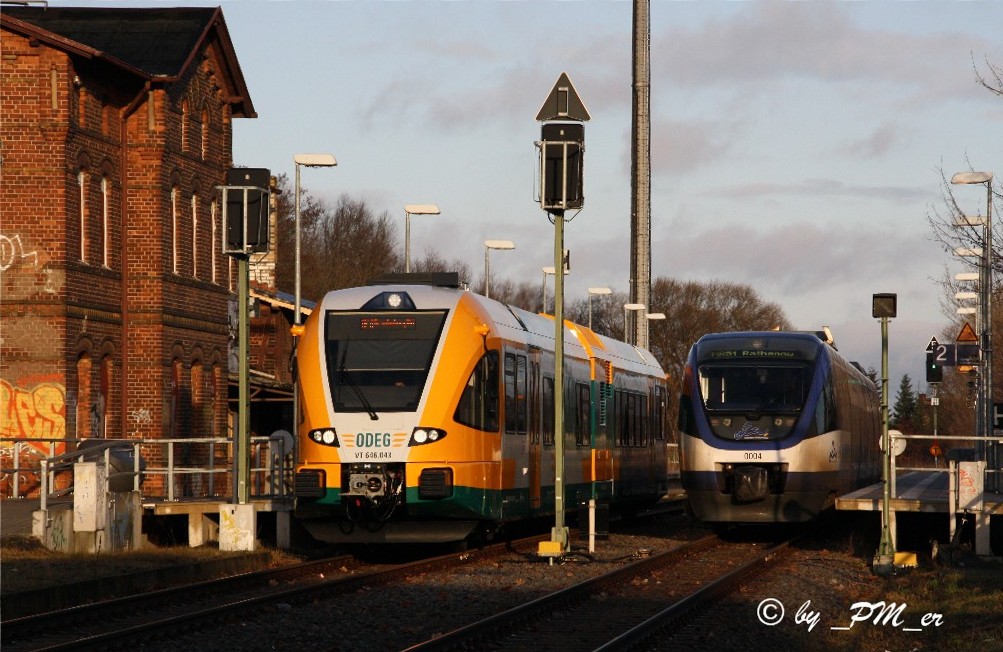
[503,349,529,517]
[528,353,542,511]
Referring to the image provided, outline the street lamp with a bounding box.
[587,287,612,330]
[483,239,515,299]
[293,154,336,471]
[623,303,645,344]
[540,266,568,313]
[644,312,665,350]
[404,204,440,273]
[294,154,337,328]
[951,170,994,485]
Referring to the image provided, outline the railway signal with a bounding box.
[872,293,896,573]
[220,168,271,514]
[536,73,589,558]
[926,352,943,383]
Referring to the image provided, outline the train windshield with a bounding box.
[693,337,820,441]
[324,311,447,413]
[698,364,812,414]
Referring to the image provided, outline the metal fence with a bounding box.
[0,435,293,504]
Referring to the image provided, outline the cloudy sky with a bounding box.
[73,1,1003,383]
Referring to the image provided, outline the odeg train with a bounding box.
[293,273,669,543]
[678,330,880,524]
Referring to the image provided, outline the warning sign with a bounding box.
[957,322,978,343]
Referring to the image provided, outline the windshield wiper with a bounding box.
[337,343,378,421]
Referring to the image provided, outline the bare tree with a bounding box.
[974,55,1003,98]
[406,248,473,287]
[562,277,791,437]
[273,175,402,302]
[920,56,1002,442]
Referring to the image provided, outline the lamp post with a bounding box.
[404,204,440,273]
[951,171,994,486]
[483,239,515,299]
[587,287,612,330]
[644,312,665,350]
[623,303,645,344]
[294,154,337,329]
[293,153,336,461]
[540,266,568,313]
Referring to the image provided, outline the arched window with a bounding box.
[181,99,189,152]
[170,358,183,439]
[98,354,113,438]
[101,176,110,268]
[200,108,209,160]
[208,364,220,438]
[191,193,199,278]
[78,170,88,262]
[171,185,179,274]
[190,356,204,436]
[210,199,218,284]
[76,354,92,438]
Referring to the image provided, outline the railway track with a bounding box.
[403,534,794,651]
[1,536,548,652]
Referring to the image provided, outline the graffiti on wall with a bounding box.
[1,379,66,440]
[0,379,68,497]
[1,232,57,293]
[0,234,38,271]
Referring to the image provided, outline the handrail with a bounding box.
[3,435,293,505]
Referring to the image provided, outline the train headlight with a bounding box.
[409,427,446,446]
[310,428,340,447]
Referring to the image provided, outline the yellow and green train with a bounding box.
[293,273,669,543]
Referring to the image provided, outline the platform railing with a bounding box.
[1,435,293,505]
[889,431,1000,495]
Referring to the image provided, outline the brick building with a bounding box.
[1,7,258,480]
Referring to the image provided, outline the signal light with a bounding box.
[925,351,942,383]
[926,356,942,383]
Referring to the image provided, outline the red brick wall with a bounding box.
[1,28,241,487]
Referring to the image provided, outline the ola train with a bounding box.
[293,273,669,543]
[678,330,880,524]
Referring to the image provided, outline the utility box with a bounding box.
[219,504,257,551]
[73,462,107,532]
[958,461,986,511]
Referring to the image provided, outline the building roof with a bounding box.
[1,6,255,117]
[250,286,315,317]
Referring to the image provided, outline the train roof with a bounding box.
[315,278,664,377]
[691,330,870,382]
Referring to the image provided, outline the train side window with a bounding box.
[517,354,528,434]
[611,389,620,447]
[505,352,528,434]
[630,393,641,447]
[529,361,540,444]
[639,394,649,446]
[574,382,591,447]
[453,351,500,432]
[652,386,666,441]
[814,376,838,434]
[542,376,555,446]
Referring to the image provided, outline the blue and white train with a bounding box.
[678,331,881,523]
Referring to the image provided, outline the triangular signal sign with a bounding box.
[536,72,590,122]
[957,322,978,343]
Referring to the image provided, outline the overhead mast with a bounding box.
[629,0,651,348]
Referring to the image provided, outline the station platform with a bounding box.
[1,496,292,551]
[837,470,1002,556]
